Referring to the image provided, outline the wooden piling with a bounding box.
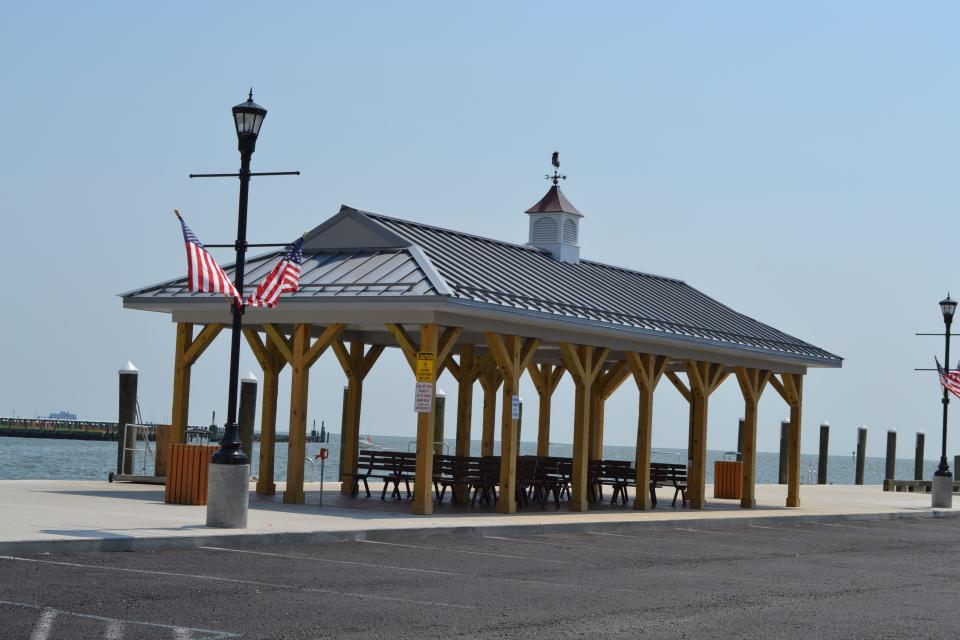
[914,432,925,481]
[434,389,446,455]
[778,420,789,485]
[855,426,867,485]
[884,429,896,481]
[737,419,745,462]
[117,364,138,475]
[817,422,829,484]
[238,375,257,466]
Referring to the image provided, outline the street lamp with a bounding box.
[936,295,956,477]
[933,294,956,508]
[211,91,267,466]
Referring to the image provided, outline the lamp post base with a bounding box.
[206,463,250,528]
[931,473,953,509]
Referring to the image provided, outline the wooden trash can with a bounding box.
[713,460,743,499]
[165,444,218,505]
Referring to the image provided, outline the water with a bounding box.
[0,435,945,485]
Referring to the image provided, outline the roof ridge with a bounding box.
[358,209,685,285]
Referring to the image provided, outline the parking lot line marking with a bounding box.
[0,600,237,638]
[200,546,464,577]
[0,557,471,610]
[29,608,57,640]
[357,539,589,566]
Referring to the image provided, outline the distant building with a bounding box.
[48,410,77,421]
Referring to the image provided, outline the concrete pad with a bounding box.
[0,479,956,554]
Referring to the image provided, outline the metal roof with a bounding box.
[525,185,583,216]
[365,212,840,365]
[121,205,841,367]
[122,247,440,301]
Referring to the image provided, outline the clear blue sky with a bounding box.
[3,3,959,458]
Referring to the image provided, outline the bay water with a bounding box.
[0,435,942,485]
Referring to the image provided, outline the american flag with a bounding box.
[175,210,243,307]
[247,236,304,308]
[935,357,960,399]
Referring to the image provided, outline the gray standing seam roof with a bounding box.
[365,212,839,364]
[121,206,840,366]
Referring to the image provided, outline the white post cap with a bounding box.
[119,361,138,374]
[242,371,258,383]
[436,386,446,397]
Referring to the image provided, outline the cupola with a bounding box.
[525,151,582,263]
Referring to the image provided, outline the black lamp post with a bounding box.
[211,91,267,466]
[935,294,957,478]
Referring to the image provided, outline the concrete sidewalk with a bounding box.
[1,479,955,554]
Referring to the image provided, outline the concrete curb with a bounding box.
[2,507,958,555]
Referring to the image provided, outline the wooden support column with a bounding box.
[526,363,565,456]
[445,347,491,503]
[385,323,462,515]
[734,367,771,509]
[771,373,804,507]
[170,322,224,445]
[243,328,288,495]
[275,323,345,505]
[478,365,502,456]
[333,340,384,496]
[590,361,629,461]
[684,361,729,509]
[626,353,668,510]
[559,344,609,512]
[485,333,540,514]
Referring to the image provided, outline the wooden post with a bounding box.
[684,361,729,509]
[560,344,609,512]
[855,426,867,485]
[734,368,770,509]
[818,422,829,485]
[453,346,475,504]
[171,322,193,447]
[244,329,286,496]
[285,324,311,505]
[170,323,224,445]
[479,366,502,456]
[770,373,804,507]
[588,362,629,462]
[332,340,384,497]
[238,374,258,465]
[626,353,668,510]
[885,429,897,482]
[411,324,438,514]
[914,432,925,481]
[485,333,540,514]
[778,421,789,484]
[527,363,565,457]
[258,363,280,495]
[117,365,139,475]
[276,323,345,505]
[385,323,461,515]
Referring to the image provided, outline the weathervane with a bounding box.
[545,150,566,185]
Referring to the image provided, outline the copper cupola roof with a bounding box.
[525,185,583,217]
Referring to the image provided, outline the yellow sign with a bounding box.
[415,351,435,382]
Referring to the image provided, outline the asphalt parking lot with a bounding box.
[2,517,960,639]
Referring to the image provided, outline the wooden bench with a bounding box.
[649,462,688,507]
[590,460,633,505]
[354,451,417,499]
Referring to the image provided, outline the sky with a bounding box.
[3,3,960,458]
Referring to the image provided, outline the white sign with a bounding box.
[511,395,522,420]
[414,382,433,413]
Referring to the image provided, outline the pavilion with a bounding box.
[121,174,841,515]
